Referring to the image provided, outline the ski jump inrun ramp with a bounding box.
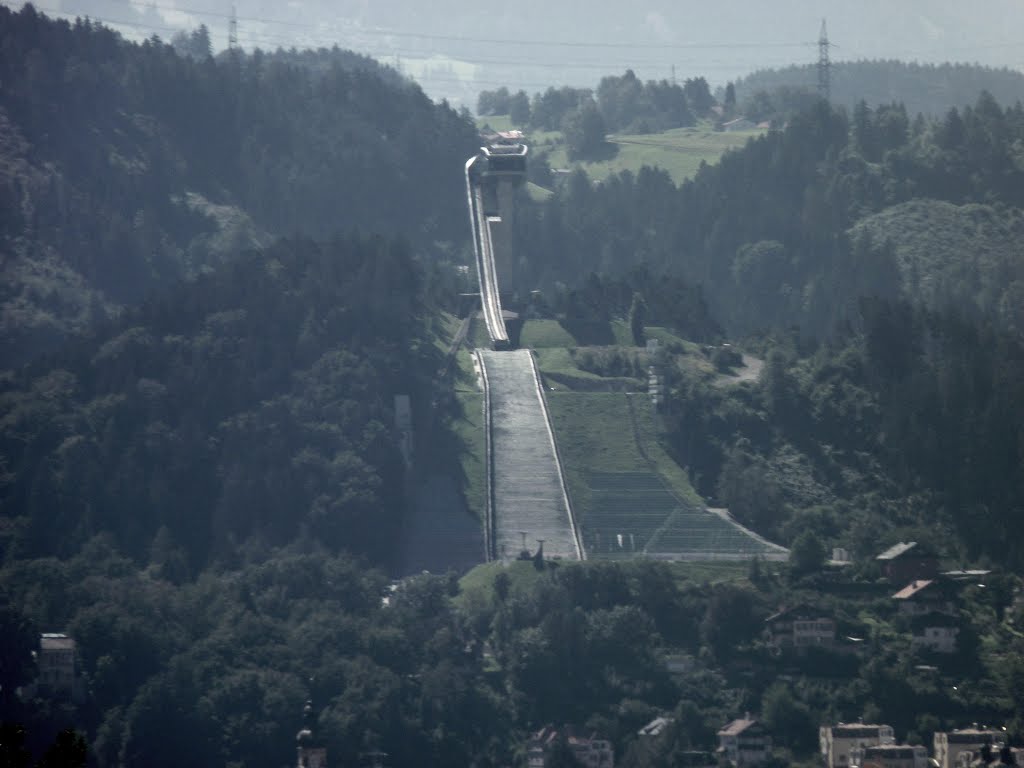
[466,151,584,561]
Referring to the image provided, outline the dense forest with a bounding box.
[0,4,478,364]
[508,94,1024,335]
[732,60,1024,119]
[0,235,439,571]
[478,72,715,152]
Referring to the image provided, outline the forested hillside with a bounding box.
[0,235,439,570]
[501,92,1024,570]
[733,60,1024,119]
[508,94,1024,338]
[0,5,478,364]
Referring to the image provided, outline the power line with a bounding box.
[14,4,808,74]
[53,0,820,52]
[8,0,1024,61]
[817,18,832,101]
[227,3,237,50]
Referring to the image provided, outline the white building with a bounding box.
[934,727,1000,768]
[911,612,960,654]
[717,717,771,766]
[820,723,895,768]
[850,744,929,768]
[22,633,84,701]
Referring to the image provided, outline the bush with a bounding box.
[711,346,743,372]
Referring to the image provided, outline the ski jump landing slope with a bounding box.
[477,349,583,561]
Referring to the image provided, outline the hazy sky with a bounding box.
[9,1,1024,106]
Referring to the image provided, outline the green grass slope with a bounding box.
[546,390,783,560]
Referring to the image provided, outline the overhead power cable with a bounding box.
[13,3,808,74]
[31,0,821,51]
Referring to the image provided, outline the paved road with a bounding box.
[479,349,581,560]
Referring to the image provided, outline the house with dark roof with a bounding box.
[764,604,836,650]
[717,716,771,766]
[876,542,938,583]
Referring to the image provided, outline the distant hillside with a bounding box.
[734,60,1024,117]
[0,6,479,364]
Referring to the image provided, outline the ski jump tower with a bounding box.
[465,131,528,349]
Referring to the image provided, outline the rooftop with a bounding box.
[943,728,999,743]
[40,634,75,651]
[892,579,935,599]
[876,541,919,561]
[827,723,893,738]
[639,717,673,737]
[765,603,831,623]
[718,718,758,737]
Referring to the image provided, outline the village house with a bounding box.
[850,743,930,768]
[910,612,960,654]
[21,633,84,701]
[820,722,896,768]
[876,542,939,584]
[527,726,614,768]
[764,604,836,650]
[934,727,1002,768]
[717,716,771,766]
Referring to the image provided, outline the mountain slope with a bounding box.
[0,6,479,363]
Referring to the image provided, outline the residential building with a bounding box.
[876,542,938,584]
[527,726,614,768]
[764,604,836,650]
[22,633,84,701]
[892,580,958,617]
[830,548,853,566]
[820,722,895,768]
[295,700,327,768]
[935,728,1000,768]
[850,743,929,768]
[717,716,771,767]
[910,612,960,654]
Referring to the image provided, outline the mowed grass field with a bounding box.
[476,115,763,186]
[546,391,780,560]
